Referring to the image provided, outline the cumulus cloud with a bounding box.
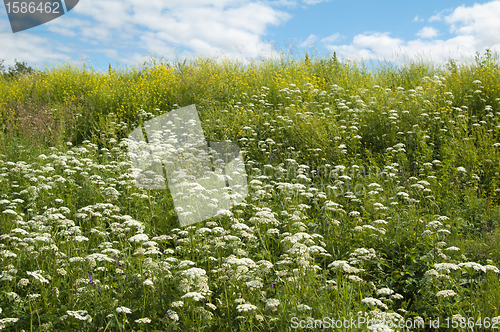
[429,13,442,22]
[0,17,67,67]
[73,0,290,58]
[329,32,404,60]
[321,33,341,44]
[413,15,424,22]
[300,34,317,47]
[324,0,500,62]
[3,0,500,68]
[416,27,439,39]
[0,32,68,68]
[444,1,500,46]
[1,0,291,66]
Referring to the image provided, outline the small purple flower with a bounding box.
[271,283,274,289]
[86,264,95,285]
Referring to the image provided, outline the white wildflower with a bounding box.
[361,297,388,310]
[265,299,280,309]
[296,304,312,311]
[348,275,363,282]
[67,310,92,322]
[1,250,17,258]
[181,292,205,301]
[459,262,486,272]
[246,280,263,290]
[17,278,30,287]
[436,290,457,298]
[116,306,132,314]
[171,301,184,307]
[181,267,206,279]
[26,271,49,284]
[433,263,459,273]
[377,288,394,296]
[2,209,18,216]
[485,265,500,273]
[73,236,89,242]
[444,246,460,251]
[128,233,149,243]
[237,304,258,312]
[166,310,179,321]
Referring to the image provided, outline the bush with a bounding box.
[0,58,40,81]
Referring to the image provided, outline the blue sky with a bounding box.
[1,0,500,72]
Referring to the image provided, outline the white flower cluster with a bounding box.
[181,292,205,302]
[236,303,257,312]
[116,306,132,314]
[376,288,394,296]
[361,297,388,310]
[26,271,49,284]
[436,290,457,298]
[67,310,92,322]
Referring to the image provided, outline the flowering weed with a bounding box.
[1,51,500,331]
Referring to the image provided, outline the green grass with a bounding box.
[0,50,500,331]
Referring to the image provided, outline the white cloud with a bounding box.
[300,34,317,47]
[2,0,291,66]
[328,32,404,60]
[4,0,500,69]
[444,1,500,46]
[0,18,68,67]
[416,27,439,39]
[324,1,500,62]
[321,33,341,44]
[429,13,442,22]
[270,0,297,6]
[301,0,330,4]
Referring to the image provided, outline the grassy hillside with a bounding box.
[1,51,500,331]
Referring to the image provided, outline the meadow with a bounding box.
[1,50,500,331]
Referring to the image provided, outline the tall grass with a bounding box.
[0,50,500,331]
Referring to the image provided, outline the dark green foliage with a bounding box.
[0,58,40,81]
